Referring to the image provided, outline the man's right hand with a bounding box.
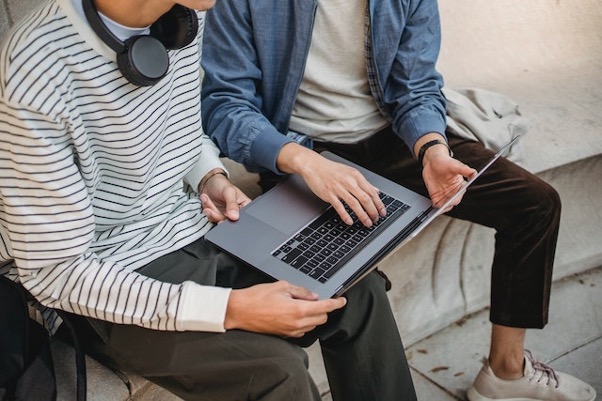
[224,281,347,337]
[277,143,386,227]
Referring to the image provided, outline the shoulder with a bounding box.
[1,1,74,101]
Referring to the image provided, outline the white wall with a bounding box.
[437,0,602,87]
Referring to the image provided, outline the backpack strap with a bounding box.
[0,275,56,401]
[56,311,87,401]
[0,275,87,401]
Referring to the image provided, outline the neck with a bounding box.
[93,0,174,28]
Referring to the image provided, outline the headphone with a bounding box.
[82,0,198,86]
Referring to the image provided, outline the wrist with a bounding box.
[223,289,242,330]
[199,168,228,193]
[277,142,315,175]
[417,139,453,166]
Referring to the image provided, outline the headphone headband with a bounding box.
[82,0,125,53]
[81,0,198,86]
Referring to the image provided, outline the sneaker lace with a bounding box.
[525,350,560,389]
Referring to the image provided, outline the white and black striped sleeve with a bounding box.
[0,97,230,332]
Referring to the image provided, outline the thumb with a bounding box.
[223,187,241,220]
[286,284,319,301]
[454,159,477,178]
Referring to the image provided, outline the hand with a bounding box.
[421,146,476,210]
[277,143,386,227]
[200,171,252,223]
[224,281,347,337]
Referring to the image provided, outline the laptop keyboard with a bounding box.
[271,192,410,283]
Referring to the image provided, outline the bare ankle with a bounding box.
[489,355,525,380]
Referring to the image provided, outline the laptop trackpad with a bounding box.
[246,175,328,234]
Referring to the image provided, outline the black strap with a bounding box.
[0,276,87,401]
[57,311,87,401]
[0,276,56,401]
[12,325,57,401]
[417,139,453,166]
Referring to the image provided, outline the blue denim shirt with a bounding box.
[201,0,446,173]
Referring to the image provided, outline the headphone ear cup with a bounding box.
[117,35,169,86]
[151,5,198,50]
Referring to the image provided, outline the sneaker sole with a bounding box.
[466,386,544,401]
[467,385,596,401]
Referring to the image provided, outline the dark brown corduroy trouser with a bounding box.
[262,127,559,329]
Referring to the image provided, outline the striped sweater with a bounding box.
[0,0,232,332]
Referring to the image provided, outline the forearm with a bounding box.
[201,0,292,173]
[275,142,320,176]
[18,255,230,332]
[202,92,291,173]
[184,135,226,193]
[18,255,179,328]
[387,0,446,151]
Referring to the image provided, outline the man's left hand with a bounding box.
[200,172,251,223]
[421,147,476,210]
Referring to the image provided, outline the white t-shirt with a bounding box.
[288,0,388,143]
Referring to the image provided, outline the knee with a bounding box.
[267,352,311,380]
[351,269,388,295]
[255,350,317,398]
[229,338,317,400]
[546,183,561,218]
[343,271,391,316]
[532,179,562,225]
[500,177,561,241]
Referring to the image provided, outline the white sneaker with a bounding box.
[466,351,596,401]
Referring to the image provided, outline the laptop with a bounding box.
[206,136,520,299]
